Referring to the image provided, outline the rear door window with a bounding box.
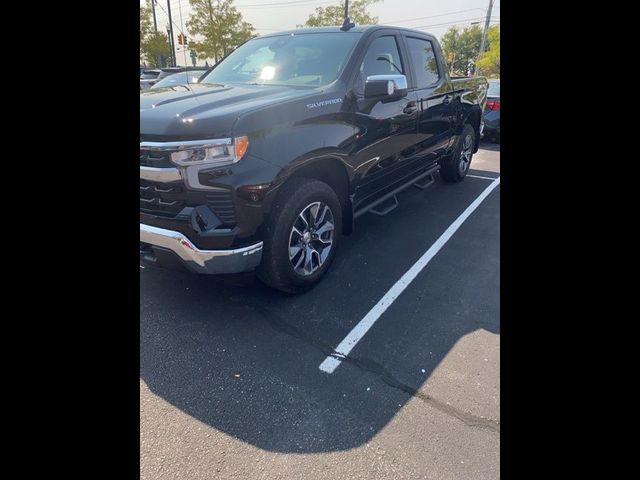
[405,37,440,88]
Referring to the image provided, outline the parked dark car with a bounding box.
[150,70,208,90]
[140,69,162,90]
[140,25,488,293]
[482,79,500,142]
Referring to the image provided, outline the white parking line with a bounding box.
[467,174,498,180]
[318,176,500,374]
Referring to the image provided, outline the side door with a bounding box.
[401,34,456,165]
[349,32,420,208]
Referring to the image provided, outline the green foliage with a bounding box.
[187,0,256,63]
[140,3,153,41]
[440,25,482,75]
[304,0,381,27]
[140,1,170,67]
[476,26,500,78]
[143,32,172,67]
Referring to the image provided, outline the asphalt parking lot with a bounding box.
[140,140,500,480]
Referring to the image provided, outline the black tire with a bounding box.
[257,177,342,294]
[440,123,475,182]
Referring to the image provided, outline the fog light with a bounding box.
[238,183,271,203]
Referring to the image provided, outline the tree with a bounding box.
[440,25,482,76]
[142,32,172,67]
[140,2,153,63]
[140,3,153,41]
[476,26,499,78]
[304,0,381,27]
[140,1,170,67]
[187,0,256,63]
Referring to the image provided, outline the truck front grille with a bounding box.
[140,149,173,168]
[140,179,236,226]
[140,180,186,216]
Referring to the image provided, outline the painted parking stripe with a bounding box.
[319,176,500,374]
[467,174,498,180]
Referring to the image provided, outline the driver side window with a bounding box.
[355,36,403,95]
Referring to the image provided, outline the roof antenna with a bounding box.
[341,0,355,31]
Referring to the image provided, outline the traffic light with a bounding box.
[178,33,187,46]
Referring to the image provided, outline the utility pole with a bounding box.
[151,0,157,32]
[167,0,176,67]
[166,26,175,67]
[151,0,159,67]
[478,0,494,56]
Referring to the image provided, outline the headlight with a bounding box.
[169,136,250,168]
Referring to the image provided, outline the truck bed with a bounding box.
[451,76,488,110]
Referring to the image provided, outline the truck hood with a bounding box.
[140,82,316,139]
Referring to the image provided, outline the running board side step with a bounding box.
[354,164,440,219]
[370,195,398,216]
[413,172,436,190]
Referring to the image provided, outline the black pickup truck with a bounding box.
[140,25,488,293]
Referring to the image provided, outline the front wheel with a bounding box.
[440,124,475,182]
[257,177,342,294]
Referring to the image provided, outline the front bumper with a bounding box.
[140,223,263,274]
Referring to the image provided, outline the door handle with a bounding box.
[442,94,453,104]
[403,102,418,114]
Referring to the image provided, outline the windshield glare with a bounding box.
[200,32,360,87]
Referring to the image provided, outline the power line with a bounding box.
[385,8,488,25]
[162,0,332,8]
[412,17,485,29]
[236,0,334,7]
[411,16,495,30]
[163,0,336,9]
[154,0,187,35]
[151,2,500,40]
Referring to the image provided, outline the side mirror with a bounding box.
[364,74,408,99]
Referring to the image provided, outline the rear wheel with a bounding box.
[257,177,342,294]
[440,124,475,182]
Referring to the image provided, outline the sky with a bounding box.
[142,0,500,66]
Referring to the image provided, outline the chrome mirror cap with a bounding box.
[364,74,408,98]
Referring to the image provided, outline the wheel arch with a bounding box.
[464,106,482,153]
[269,155,355,235]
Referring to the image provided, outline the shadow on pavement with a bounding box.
[140,176,500,452]
[479,139,500,152]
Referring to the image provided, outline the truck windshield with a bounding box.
[199,32,360,88]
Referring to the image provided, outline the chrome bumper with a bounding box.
[140,224,263,274]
